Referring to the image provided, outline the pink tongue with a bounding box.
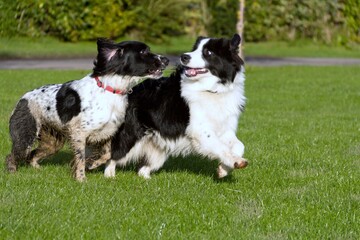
[185,68,197,76]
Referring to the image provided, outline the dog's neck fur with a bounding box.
[96,75,143,93]
[181,69,245,133]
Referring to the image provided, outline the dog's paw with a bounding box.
[6,155,17,173]
[217,164,232,178]
[75,175,87,182]
[30,161,41,169]
[74,169,87,182]
[104,167,116,178]
[234,158,248,169]
[138,167,151,179]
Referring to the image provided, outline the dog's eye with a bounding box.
[204,49,213,56]
[140,49,149,55]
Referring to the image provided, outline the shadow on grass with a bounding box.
[41,151,73,166]
[160,155,237,183]
[84,153,236,182]
[87,154,237,183]
[6,150,73,171]
[7,151,72,167]
[13,150,236,183]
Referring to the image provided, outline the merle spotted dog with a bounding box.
[6,38,169,181]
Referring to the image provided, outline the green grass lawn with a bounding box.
[244,40,360,58]
[0,67,359,239]
[1,36,360,59]
[0,36,195,59]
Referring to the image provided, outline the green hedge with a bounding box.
[0,0,359,44]
[0,0,18,37]
[1,0,186,42]
[244,0,360,44]
[245,0,337,43]
[205,0,238,37]
[343,0,360,43]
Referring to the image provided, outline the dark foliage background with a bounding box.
[0,0,359,44]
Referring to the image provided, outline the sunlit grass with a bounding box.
[0,67,359,239]
[1,36,359,59]
[244,40,360,58]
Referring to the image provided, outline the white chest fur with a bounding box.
[74,77,128,143]
[182,71,245,137]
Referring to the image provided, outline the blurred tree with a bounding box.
[341,0,360,43]
[10,0,139,41]
[0,0,358,45]
[127,0,188,42]
[236,0,245,57]
[205,0,238,37]
[236,0,245,40]
[244,0,349,45]
[183,0,208,37]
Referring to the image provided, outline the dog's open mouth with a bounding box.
[184,67,208,77]
[148,69,163,77]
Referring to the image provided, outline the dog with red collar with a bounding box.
[6,38,169,181]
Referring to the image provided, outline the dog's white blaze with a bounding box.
[183,39,209,68]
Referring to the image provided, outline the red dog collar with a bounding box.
[94,76,127,95]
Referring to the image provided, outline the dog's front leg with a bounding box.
[191,129,248,178]
[70,134,87,182]
[217,132,248,178]
[191,130,238,169]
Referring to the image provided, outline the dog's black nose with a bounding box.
[160,56,169,66]
[180,54,191,65]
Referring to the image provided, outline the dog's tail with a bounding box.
[7,99,37,172]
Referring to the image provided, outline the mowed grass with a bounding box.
[0,66,359,239]
[0,36,195,59]
[244,40,360,58]
[1,36,360,59]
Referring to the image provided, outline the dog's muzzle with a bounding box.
[160,56,169,69]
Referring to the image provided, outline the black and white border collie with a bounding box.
[6,38,169,181]
[88,34,248,179]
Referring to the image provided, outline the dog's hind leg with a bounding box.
[6,99,38,172]
[137,142,167,179]
[86,141,111,170]
[28,127,65,168]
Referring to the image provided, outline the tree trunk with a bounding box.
[236,0,245,58]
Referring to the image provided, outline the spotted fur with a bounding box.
[6,38,169,181]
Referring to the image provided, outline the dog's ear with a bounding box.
[97,38,120,61]
[230,34,241,51]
